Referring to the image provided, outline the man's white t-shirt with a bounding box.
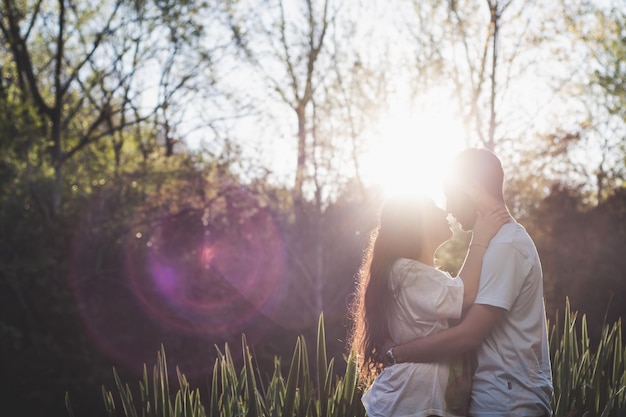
[470,222,553,417]
[362,258,469,417]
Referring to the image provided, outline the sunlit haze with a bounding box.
[360,100,466,207]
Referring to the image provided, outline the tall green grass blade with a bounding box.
[321,358,335,417]
[102,386,117,417]
[269,357,285,417]
[613,321,622,383]
[176,367,190,417]
[342,351,358,404]
[316,313,329,416]
[299,335,313,417]
[282,337,302,417]
[210,357,220,417]
[242,334,260,417]
[139,364,150,416]
[113,367,139,417]
[65,392,75,417]
[174,392,182,417]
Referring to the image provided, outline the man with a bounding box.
[386,148,553,417]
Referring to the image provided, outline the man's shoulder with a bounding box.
[491,222,534,246]
[492,220,523,238]
[488,222,539,263]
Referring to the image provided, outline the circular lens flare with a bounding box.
[69,186,287,373]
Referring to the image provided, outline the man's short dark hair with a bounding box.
[445,148,505,202]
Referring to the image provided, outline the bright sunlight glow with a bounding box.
[361,103,467,207]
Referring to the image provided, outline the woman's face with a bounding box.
[383,197,452,259]
[444,187,478,232]
[423,202,453,247]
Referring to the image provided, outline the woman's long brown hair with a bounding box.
[348,196,426,383]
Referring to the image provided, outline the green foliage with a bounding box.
[550,298,626,417]
[77,303,626,417]
[91,314,366,417]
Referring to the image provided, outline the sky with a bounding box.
[175,0,623,203]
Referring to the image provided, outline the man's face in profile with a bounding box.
[444,185,478,231]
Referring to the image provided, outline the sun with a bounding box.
[361,105,467,207]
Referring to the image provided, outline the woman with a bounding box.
[349,195,509,417]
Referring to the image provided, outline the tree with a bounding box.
[504,0,626,207]
[416,1,567,148]
[0,0,216,218]
[222,0,387,326]
[569,3,626,201]
[0,2,228,414]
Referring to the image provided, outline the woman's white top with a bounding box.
[362,258,469,417]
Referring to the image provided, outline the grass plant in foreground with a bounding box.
[72,314,365,417]
[549,299,626,417]
[69,300,626,417]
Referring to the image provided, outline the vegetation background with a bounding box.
[1,0,625,416]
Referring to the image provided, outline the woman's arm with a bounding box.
[457,208,510,310]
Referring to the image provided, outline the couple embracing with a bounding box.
[349,148,553,417]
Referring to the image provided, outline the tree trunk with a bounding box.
[294,104,307,203]
[486,0,499,151]
[51,0,66,216]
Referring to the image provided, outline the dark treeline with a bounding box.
[527,185,626,335]
[1,153,625,416]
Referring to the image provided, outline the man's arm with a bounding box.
[392,303,504,363]
[458,208,510,310]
